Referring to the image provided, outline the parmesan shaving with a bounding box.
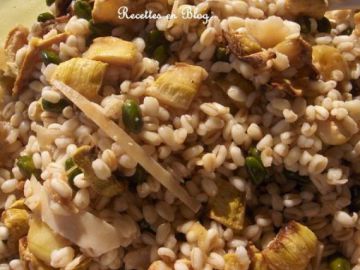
[30,179,129,257]
[52,80,201,213]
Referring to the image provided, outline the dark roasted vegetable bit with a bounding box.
[89,20,113,38]
[131,165,148,184]
[41,98,69,114]
[55,0,73,16]
[16,156,41,180]
[351,79,360,96]
[175,232,186,242]
[40,50,61,66]
[297,17,312,34]
[153,45,169,66]
[122,99,143,134]
[245,156,267,185]
[139,219,153,232]
[317,17,331,33]
[328,255,351,270]
[341,28,353,35]
[223,31,262,58]
[74,0,92,20]
[37,12,55,23]
[350,185,360,212]
[215,46,230,62]
[46,0,55,6]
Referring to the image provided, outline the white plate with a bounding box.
[0,0,48,45]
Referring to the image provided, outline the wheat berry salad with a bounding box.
[0,0,360,269]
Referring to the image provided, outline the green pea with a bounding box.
[328,256,351,270]
[41,99,69,114]
[215,47,230,62]
[350,185,360,212]
[341,28,353,35]
[245,156,267,185]
[37,12,55,23]
[46,0,55,6]
[153,45,169,66]
[65,157,81,189]
[147,29,164,43]
[67,167,82,190]
[74,0,92,20]
[89,20,113,38]
[248,147,260,160]
[297,16,312,34]
[144,29,170,63]
[122,99,143,134]
[317,17,332,33]
[145,29,169,56]
[131,165,147,184]
[40,50,61,66]
[16,156,41,180]
[65,157,75,171]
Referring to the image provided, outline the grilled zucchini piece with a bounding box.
[92,0,143,25]
[83,37,138,66]
[149,63,207,110]
[51,57,107,100]
[27,218,69,266]
[224,253,247,270]
[208,179,246,231]
[312,45,349,81]
[1,208,29,257]
[262,221,318,270]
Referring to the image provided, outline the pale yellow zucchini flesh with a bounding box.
[150,63,208,110]
[262,221,318,270]
[92,0,154,25]
[83,36,138,66]
[51,57,108,101]
[208,179,246,231]
[27,218,69,266]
